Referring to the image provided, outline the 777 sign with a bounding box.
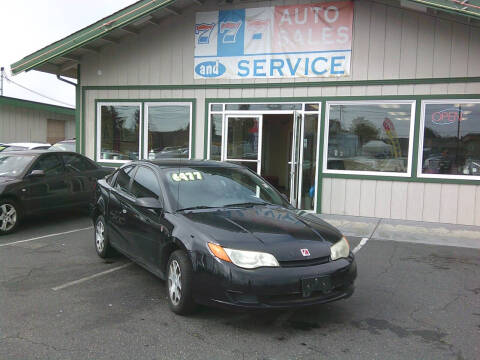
[195,23,215,44]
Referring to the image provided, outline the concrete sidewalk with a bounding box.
[315,214,480,249]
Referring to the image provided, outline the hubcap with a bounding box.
[0,204,17,232]
[168,260,182,306]
[95,220,105,252]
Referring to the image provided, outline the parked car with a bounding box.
[50,139,76,152]
[0,151,113,235]
[92,160,356,315]
[3,142,51,151]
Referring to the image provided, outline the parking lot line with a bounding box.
[352,237,369,254]
[52,262,133,291]
[0,227,93,248]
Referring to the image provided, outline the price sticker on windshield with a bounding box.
[171,171,203,182]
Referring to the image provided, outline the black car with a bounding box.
[0,151,112,235]
[92,160,356,314]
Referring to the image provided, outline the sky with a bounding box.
[0,0,137,108]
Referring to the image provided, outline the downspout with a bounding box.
[57,70,81,153]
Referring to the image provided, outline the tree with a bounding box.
[351,117,379,145]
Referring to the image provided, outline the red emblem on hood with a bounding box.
[301,249,310,256]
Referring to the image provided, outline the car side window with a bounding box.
[131,166,162,200]
[114,166,134,193]
[30,154,64,176]
[62,154,97,171]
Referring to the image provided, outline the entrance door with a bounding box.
[289,111,302,207]
[224,115,262,174]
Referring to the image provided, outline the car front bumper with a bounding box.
[190,252,357,309]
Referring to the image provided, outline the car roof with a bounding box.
[130,159,242,169]
[7,142,51,148]
[0,150,77,156]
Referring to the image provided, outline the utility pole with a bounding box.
[0,67,4,96]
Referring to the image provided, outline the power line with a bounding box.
[2,74,74,108]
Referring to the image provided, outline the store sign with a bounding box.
[432,108,464,125]
[194,2,353,80]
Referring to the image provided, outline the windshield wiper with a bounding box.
[177,205,220,212]
[222,201,271,208]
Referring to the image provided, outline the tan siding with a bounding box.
[0,104,74,144]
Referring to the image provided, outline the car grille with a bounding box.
[278,256,330,268]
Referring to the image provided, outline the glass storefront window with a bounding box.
[209,114,222,160]
[300,114,318,210]
[225,103,301,111]
[211,104,223,112]
[420,101,480,177]
[227,117,259,160]
[305,103,320,111]
[325,102,414,175]
[99,104,140,161]
[145,103,191,160]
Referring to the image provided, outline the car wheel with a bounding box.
[94,215,114,258]
[167,250,197,315]
[0,199,21,235]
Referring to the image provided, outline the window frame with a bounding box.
[143,102,193,160]
[130,165,164,204]
[96,102,143,164]
[323,100,416,178]
[417,99,480,181]
[113,165,137,195]
[28,153,65,176]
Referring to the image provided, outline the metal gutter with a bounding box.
[10,0,176,76]
[409,0,480,20]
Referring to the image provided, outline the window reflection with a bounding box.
[422,102,480,176]
[326,103,413,173]
[227,117,259,160]
[210,114,222,160]
[147,105,190,159]
[100,105,140,161]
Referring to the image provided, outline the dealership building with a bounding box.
[11,0,480,225]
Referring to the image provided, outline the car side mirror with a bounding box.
[28,170,45,178]
[135,197,163,210]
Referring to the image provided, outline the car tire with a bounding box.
[167,250,197,315]
[0,198,21,235]
[94,215,114,258]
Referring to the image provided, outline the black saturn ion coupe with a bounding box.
[92,160,357,314]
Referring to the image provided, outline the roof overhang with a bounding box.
[408,0,480,19]
[0,96,74,115]
[10,0,480,79]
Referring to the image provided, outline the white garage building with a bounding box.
[0,95,75,144]
[10,0,480,225]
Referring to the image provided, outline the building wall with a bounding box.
[0,104,75,143]
[79,0,480,86]
[78,0,480,225]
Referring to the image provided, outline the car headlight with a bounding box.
[330,236,350,261]
[208,243,279,269]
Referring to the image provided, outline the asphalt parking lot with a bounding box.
[0,212,479,360]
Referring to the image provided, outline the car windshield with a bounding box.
[50,142,75,151]
[0,155,35,177]
[161,166,290,211]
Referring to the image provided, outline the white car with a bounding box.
[2,142,51,151]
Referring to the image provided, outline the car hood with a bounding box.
[181,206,343,262]
[0,176,18,184]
